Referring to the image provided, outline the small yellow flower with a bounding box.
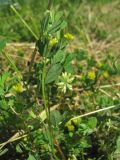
[65,120,72,127]
[88,71,96,80]
[67,125,75,132]
[65,120,75,132]
[13,83,24,93]
[64,33,74,40]
[72,118,81,126]
[49,37,58,46]
[103,71,109,78]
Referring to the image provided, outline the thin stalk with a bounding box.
[2,51,22,80]
[10,5,39,40]
[41,58,57,160]
[54,139,66,160]
[42,60,49,119]
[10,5,39,80]
[2,51,30,95]
[100,83,120,88]
[81,149,85,160]
[0,131,26,150]
[27,46,37,83]
[70,104,120,121]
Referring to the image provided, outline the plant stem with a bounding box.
[2,51,22,80]
[100,83,120,88]
[10,5,39,40]
[41,58,57,159]
[10,5,39,82]
[81,149,85,160]
[70,104,120,121]
[27,46,37,83]
[54,139,66,160]
[0,131,26,150]
[2,51,30,95]
[42,60,49,119]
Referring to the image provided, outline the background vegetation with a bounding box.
[0,0,120,160]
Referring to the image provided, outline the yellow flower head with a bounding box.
[65,120,76,132]
[13,82,24,93]
[103,71,109,78]
[64,33,74,40]
[49,37,58,46]
[72,118,81,126]
[67,125,75,132]
[65,120,72,127]
[88,71,96,80]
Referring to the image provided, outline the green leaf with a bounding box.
[63,53,75,73]
[88,117,97,129]
[64,63,74,73]
[51,50,65,64]
[54,11,63,21]
[69,132,74,137]
[28,109,36,119]
[64,53,75,66]
[60,21,67,29]
[27,154,36,160]
[80,138,91,148]
[47,20,67,34]
[47,19,62,34]
[0,87,4,96]
[0,72,9,85]
[0,100,8,110]
[45,63,62,84]
[75,49,87,61]
[116,136,120,151]
[79,123,92,135]
[0,40,6,53]
[41,11,50,33]
[16,144,23,153]
[0,72,10,96]
[50,110,62,126]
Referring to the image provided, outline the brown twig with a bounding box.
[70,103,120,121]
[54,139,66,160]
[27,46,37,83]
[0,130,25,150]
